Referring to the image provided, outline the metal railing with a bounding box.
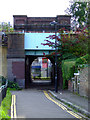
[0,79,8,105]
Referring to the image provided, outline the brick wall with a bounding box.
[68,67,89,97]
[7,33,25,88]
[13,15,71,31]
[7,58,25,88]
[13,15,27,25]
[7,33,25,58]
[79,67,89,97]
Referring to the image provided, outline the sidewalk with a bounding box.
[48,90,90,118]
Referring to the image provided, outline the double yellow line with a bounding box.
[11,95,17,118]
[43,90,82,119]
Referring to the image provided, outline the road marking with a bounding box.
[11,95,17,118]
[43,90,82,119]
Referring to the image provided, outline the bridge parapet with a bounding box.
[7,33,25,58]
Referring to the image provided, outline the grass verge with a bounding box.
[0,89,11,119]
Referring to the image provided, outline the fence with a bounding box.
[0,80,8,105]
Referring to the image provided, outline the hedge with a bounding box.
[62,59,76,89]
[62,54,89,89]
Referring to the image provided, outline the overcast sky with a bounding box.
[0,0,70,25]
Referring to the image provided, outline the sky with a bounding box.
[0,0,70,26]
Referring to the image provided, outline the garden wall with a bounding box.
[79,67,89,97]
[68,66,89,97]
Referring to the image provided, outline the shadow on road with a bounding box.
[28,79,55,90]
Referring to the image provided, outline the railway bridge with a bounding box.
[7,15,71,89]
[7,32,63,89]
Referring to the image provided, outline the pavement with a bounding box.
[48,89,90,118]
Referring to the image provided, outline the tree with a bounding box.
[0,22,14,32]
[41,28,89,88]
[41,27,89,89]
[65,1,88,30]
[41,27,88,66]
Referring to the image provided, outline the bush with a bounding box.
[0,76,7,86]
[62,59,76,89]
[0,76,21,90]
[76,54,88,64]
[0,89,11,119]
[62,54,89,89]
[7,80,21,90]
[75,54,89,69]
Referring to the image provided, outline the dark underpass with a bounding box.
[25,55,63,90]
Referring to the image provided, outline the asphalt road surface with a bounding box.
[11,89,83,119]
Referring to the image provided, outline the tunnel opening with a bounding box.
[25,55,55,89]
[31,57,52,85]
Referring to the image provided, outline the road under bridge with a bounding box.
[7,33,63,89]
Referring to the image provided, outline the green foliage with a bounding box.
[76,57,87,65]
[41,27,89,89]
[42,28,89,61]
[0,76,21,90]
[7,80,21,90]
[65,1,88,28]
[62,53,77,60]
[0,76,7,85]
[0,22,14,32]
[0,89,11,119]
[60,31,88,58]
[62,59,76,89]
[75,54,89,69]
[72,2,87,24]
[62,54,89,89]
[0,76,7,87]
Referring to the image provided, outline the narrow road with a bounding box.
[11,89,82,119]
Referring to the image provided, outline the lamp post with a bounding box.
[50,19,58,93]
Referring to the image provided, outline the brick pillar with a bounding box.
[7,33,25,88]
